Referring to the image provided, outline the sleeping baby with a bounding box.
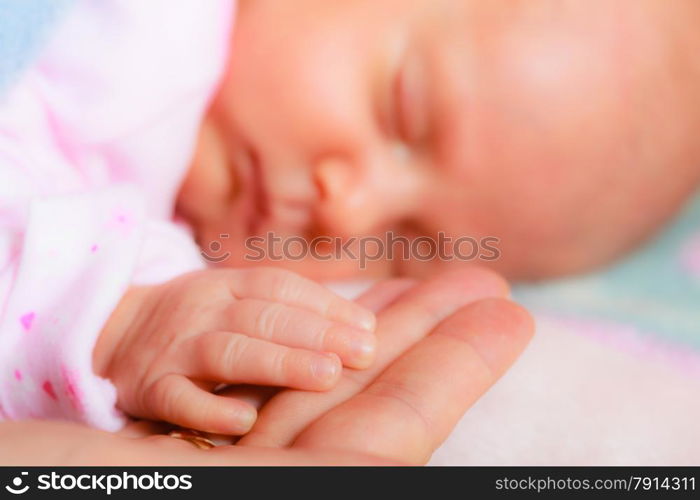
[1,0,699,436]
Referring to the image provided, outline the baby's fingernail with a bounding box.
[350,333,376,367]
[348,309,375,332]
[311,353,340,383]
[358,313,376,332]
[330,298,376,331]
[236,407,257,431]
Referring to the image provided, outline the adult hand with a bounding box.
[0,268,533,465]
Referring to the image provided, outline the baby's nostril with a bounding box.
[314,158,353,201]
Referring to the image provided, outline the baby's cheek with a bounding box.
[178,117,235,226]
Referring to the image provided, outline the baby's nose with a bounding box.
[313,157,388,237]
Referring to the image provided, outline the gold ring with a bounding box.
[168,429,217,450]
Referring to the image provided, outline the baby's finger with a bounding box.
[191,331,342,391]
[228,268,375,331]
[148,374,257,435]
[239,267,510,448]
[224,299,376,369]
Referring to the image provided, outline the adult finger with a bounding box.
[294,298,534,463]
[353,278,418,312]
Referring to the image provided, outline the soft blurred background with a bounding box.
[3,0,698,465]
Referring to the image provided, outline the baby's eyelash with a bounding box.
[375,68,402,140]
[391,62,410,141]
[393,52,430,146]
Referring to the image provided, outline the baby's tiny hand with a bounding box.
[94,268,376,435]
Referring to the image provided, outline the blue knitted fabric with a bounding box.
[0,0,73,95]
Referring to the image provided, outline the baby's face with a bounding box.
[179,0,700,280]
